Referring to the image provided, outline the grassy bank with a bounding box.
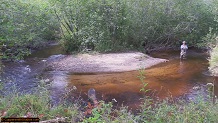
[0,79,217,122]
[209,45,218,76]
[0,80,79,122]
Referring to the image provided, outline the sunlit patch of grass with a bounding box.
[209,46,218,75]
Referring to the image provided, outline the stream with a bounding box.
[1,45,217,111]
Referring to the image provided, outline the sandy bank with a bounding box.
[47,52,168,73]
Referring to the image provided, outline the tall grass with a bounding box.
[0,79,80,122]
[81,94,218,123]
[209,45,218,75]
[0,79,217,122]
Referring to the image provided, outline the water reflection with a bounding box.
[1,48,218,110]
[48,71,69,105]
[68,50,217,109]
[178,60,185,74]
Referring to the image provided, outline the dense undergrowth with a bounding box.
[1,0,218,60]
[209,45,218,75]
[0,78,217,123]
[55,0,217,53]
[0,0,59,60]
[208,2,218,75]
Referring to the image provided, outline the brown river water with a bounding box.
[1,45,218,111]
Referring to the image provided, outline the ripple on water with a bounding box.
[1,49,218,110]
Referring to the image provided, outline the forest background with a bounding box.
[0,0,217,61]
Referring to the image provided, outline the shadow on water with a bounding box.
[27,44,65,58]
[1,46,218,111]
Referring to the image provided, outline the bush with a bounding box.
[55,0,216,53]
[0,0,59,60]
[209,45,218,75]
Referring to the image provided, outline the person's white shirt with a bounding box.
[181,44,188,51]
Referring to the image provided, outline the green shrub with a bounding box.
[209,45,218,75]
[55,0,216,53]
[0,0,59,60]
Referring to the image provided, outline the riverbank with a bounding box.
[208,46,218,76]
[210,67,218,76]
[1,84,217,123]
[46,52,168,73]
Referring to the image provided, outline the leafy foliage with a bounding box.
[54,0,217,53]
[0,0,59,60]
[209,45,218,74]
[204,0,218,75]
[1,0,218,59]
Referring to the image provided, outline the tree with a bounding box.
[0,0,59,60]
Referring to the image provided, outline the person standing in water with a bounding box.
[180,41,188,59]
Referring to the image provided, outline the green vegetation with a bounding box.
[1,0,218,122]
[0,80,79,122]
[209,45,218,75]
[0,0,59,60]
[0,79,217,122]
[54,0,217,53]
[205,0,218,75]
[1,0,218,59]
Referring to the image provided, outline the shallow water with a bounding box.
[68,50,218,109]
[1,46,217,110]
